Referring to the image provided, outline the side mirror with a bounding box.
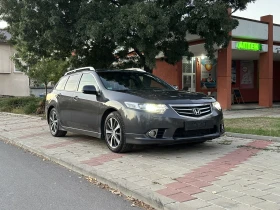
[82,85,98,95]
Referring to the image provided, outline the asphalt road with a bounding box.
[0,141,140,210]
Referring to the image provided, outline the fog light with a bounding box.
[147,129,158,138]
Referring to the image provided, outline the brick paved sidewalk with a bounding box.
[1,112,280,210]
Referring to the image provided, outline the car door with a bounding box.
[71,73,100,134]
[61,73,82,128]
[54,76,69,127]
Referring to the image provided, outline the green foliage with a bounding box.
[0,0,255,73]
[0,31,6,42]
[0,0,116,70]
[0,97,44,115]
[29,58,68,84]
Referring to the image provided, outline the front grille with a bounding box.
[170,104,212,118]
[173,127,217,138]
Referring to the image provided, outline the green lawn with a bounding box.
[225,117,280,137]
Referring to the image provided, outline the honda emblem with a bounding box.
[193,108,201,116]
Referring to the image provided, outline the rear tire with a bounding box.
[48,108,67,137]
[104,112,133,153]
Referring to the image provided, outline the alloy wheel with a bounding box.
[49,110,58,135]
[105,117,121,149]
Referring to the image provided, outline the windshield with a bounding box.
[97,71,175,91]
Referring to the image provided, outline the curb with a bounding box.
[0,135,175,210]
[225,132,280,142]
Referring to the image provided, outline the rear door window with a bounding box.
[55,76,69,90]
[64,74,81,92]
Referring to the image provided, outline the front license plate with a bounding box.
[185,120,213,130]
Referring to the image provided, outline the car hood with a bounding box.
[116,90,214,102]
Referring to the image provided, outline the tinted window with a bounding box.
[55,76,69,90]
[64,74,81,91]
[97,71,174,91]
[78,74,98,92]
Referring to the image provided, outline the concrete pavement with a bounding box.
[224,106,280,119]
[0,112,280,210]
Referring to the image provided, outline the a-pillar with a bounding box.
[217,43,232,110]
[259,15,273,107]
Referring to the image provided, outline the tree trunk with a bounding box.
[45,82,48,98]
[133,48,153,73]
[144,65,153,73]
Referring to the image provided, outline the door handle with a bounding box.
[73,96,79,101]
[57,93,62,98]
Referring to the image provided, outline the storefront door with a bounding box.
[182,57,196,92]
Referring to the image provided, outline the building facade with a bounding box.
[153,15,280,110]
[0,31,29,96]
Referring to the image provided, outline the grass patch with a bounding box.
[225,117,280,137]
[0,96,45,115]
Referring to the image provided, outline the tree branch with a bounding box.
[133,47,145,62]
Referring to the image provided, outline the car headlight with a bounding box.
[212,101,222,111]
[124,102,168,114]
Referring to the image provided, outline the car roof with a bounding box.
[95,69,146,73]
[64,67,146,76]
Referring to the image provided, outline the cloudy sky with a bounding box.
[234,0,280,24]
[0,0,279,29]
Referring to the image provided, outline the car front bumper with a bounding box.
[122,107,224,145]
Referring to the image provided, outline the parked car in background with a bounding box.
[46,67,224,153]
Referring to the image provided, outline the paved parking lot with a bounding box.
[1,112,280,210]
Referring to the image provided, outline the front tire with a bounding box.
[48,108,67,137]
[104,112,133,153]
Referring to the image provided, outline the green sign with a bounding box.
[236,42,262,51]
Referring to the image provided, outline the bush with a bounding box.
[0,96,44,115]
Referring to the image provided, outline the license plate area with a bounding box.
[184,120,213,131]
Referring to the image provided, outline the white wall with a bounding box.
[0,44,30,96]
[233,18,268,41]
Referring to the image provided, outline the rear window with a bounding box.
[55,76,69,90]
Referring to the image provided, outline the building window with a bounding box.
[13,54,22,72]
[14,63,21,72]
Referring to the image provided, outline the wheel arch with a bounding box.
[100,108,118,139]
[47,105,55,124]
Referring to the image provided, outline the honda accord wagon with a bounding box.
[46,67,224,153]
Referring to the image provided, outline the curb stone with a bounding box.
[0,134,176,210]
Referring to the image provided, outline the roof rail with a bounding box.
[64,66,95,76]
[124,68,145,72]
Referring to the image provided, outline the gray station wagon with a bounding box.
[46,67,224,153]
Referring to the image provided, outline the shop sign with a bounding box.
[235,42,262,51]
